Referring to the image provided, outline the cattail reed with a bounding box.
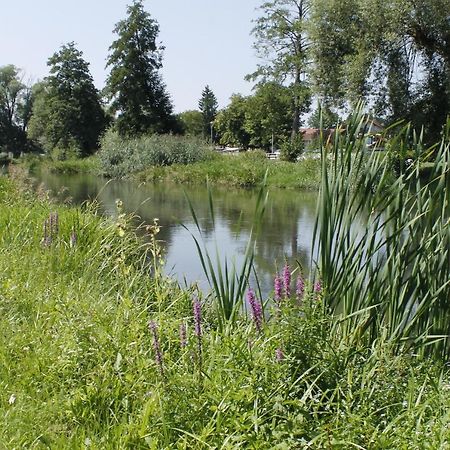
[149,320,164,376]
[247,288,263,333]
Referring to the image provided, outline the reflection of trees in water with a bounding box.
[35,171,319,293]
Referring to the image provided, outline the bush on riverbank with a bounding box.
[1,170,450,447]
[136,150,322,189]
[98,129,212,178]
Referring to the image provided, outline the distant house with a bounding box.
[300,127,335,150]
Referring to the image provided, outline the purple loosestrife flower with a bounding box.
[70,231,77,248]
[247,288,263,333]
[149,321,164,376]
[274,275,283,305]
[296,274,305,301]
[193,297,202,365]
[314,279,322,294]
[275,348,284,362]
[282,264,291,297]
[179,322,187,348]
[42,218,52,247]
[50,212,59,236]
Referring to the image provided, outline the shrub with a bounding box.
[98,130,212,177]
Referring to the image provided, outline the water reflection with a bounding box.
[34,171,318,298]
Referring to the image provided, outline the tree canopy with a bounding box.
[249,0,312,139]
[28,42,105,157]
[310,0,450,140]
[104,0,177,136]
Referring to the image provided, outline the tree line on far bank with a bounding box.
[1,0,449,161]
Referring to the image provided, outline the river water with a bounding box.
[33,171,319,298]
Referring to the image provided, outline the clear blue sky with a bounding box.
[1,0,262,112]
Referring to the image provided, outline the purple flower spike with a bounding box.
[247,288,263,332]
[282,264,291,297]
[193,297,203,367]
[193,298,202,338]
[296,275,305,301]
[274,275,283,304]
[179,322,187,348]
[314,279,322,294]
[149,321,164,375]
[276,348,284,362]
[70,231,77,248]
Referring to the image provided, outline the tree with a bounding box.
[178,110,203,136]
[215,95,251,148]
[310,0,450,141]
[104,0,177,136]
[28,43,105,157]
[308,105,339,129]
[245,82,293,149]
[0,65,30,154]
[249,0,311,140]
[198,85,218,141]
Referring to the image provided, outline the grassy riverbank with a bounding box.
[1,162,450,447]
[135,151,322,189]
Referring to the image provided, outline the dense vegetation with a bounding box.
[98,130,211,178]
[1,116,449,446]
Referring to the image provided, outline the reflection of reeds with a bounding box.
[314,106,450,357]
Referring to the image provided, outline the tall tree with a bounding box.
[198,85,218,141]
[28,43,105,157]
[0,65,30,154]
[249,0,311,140]
[104,0,176,136]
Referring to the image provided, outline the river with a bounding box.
[33,171,319,299]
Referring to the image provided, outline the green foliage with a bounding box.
[280,133,305,161]
[214,94,251,148]
[98,129,212,177]
[104,0,177,136]
[245,82,293,149]
[310,0,450,141]
[249,0,312,137]
[136,150,322,189]
[308,105,340,129]
[177,110,204,137]
[315,107,450,358]
[1,163,450,447]
[198,85,218,141]
[27,43,105,157]
[0,65,30,155]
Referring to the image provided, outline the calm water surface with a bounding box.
[34,171,319,298]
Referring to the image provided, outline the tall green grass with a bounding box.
[98,129,212,178]
[2,164,450,447]
[315,108,450,357]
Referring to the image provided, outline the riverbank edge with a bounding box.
[18,152,323,190]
